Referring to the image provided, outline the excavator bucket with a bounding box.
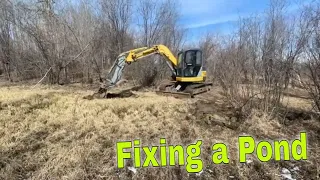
[98,47,149,92]
[105,47,149,86]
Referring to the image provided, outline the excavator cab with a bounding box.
[176,49,205,82]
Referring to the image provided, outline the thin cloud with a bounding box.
[179,0,312,30]
[179,0,268,29]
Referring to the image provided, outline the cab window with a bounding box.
[196,51,202,65]
[178,52,183,65]
[185,51,195,65]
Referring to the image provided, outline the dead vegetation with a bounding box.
[1,0,320,179]
[0,85,319,180]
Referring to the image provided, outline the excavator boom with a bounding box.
[126,45,178,66]
[103,45,178,88]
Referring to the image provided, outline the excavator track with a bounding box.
[156,80,213,98]
[184,82,213,96]
[155,91,194,98]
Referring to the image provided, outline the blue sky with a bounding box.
[179,0,309,41]
[65,0,311,42]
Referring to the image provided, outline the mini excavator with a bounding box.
[97,44,212,98]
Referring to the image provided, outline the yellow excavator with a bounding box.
[97,44,212,98]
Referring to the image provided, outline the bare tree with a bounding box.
[100,0,132,63]
[198,33,217,81]
[127,0,183,86]
[302,2,320,112]
[0,0,14,81]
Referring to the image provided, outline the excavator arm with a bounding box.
[102,44,178,89]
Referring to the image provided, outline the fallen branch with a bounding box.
[32,67,52,88]
[64,43,91,67]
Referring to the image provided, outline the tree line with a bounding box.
[0,0,184,84]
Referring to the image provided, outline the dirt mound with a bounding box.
[83,86,143,100]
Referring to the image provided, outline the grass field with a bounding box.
[0,85,319,179]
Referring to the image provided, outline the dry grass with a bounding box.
[0,85,319,180]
